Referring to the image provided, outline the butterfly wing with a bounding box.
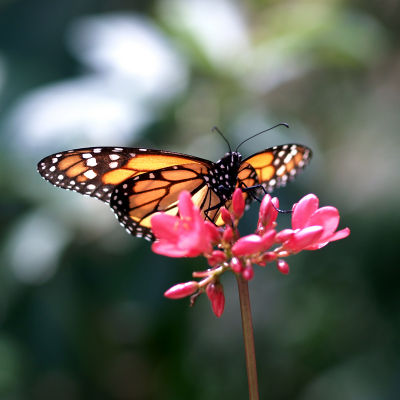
[239,144,312,195]
[37,147,212,203]
[110,162,224,241]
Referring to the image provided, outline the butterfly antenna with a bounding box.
[212,126,232,153]
[235,123,289,152]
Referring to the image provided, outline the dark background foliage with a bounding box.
[0,0,399,399]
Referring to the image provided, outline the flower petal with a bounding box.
[284,226,324,252]
[152,241,191,257]
[328,227,351,242]
[151,213,179,241]
[306,206,340,241]
[292,194,319,229]
[178,190,196,219]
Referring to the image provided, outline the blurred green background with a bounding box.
[0,0,399,399]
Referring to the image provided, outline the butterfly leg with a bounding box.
[240,183,292,214]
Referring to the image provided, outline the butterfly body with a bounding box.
[38,143,312,241]
[205,152,242,201]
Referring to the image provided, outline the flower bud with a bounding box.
[206,281,225,318]
[276,259,289,275]
[232,234,263,256]
[232,188,245,219]
[258,194,278,230]
[164,281,199,299]
[222,225,234,243]
[204,221,222,243]
[242,261,254,280]
[275,229,295,243]
[230,257,243,273]
[220,207,233,226]
[207,250,227,267]
[261,252,277,264]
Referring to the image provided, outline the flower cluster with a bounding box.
[151,190,350,317]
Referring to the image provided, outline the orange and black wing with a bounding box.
[37,147,212,203]
[239,144,312,196]
[110,163,226,241]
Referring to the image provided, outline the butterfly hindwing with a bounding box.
[37,147,211,203]
[110,163,216,240]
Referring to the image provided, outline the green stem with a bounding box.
[236,274,259,400]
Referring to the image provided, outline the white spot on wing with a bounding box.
[86,158,97,167]
[84,170,97,179]
[276,165,286,176]
[283,154,292,164]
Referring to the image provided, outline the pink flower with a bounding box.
[151,189,350,317]
[151,191,212,257]
[282,194,350,252]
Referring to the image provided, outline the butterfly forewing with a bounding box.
[37,147,211,203]
[242,144,312,194]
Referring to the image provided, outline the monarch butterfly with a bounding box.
[37,126,312,241]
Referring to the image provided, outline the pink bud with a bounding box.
[232,234,264,256]
[242,261,254,280]
[223,225,234,243]
[232,188,245,219]
[230,257,243,273]
[260,230,276,250]
[275,229,295,243]
[261,252,277,264]
[220,207,233,226]
[204,221,221,243]
[276,259,289,275]
[258,194,278,230]
[164,281,199,299]
[207,250,227,266]
[206,282,225,318]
